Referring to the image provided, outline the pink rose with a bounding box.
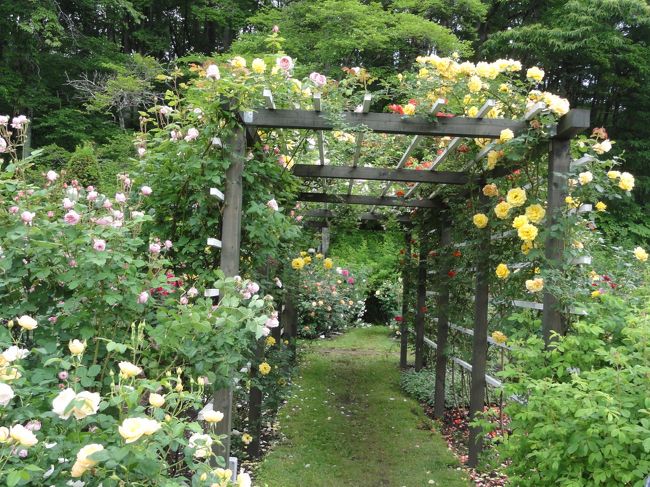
[272,25,280,33]
[0,137,6,153]
[206,64,220,80]
[46,170,58,182]
[341,269,350,277]
[137,291,149,304]
[115,193,127,203]
[9,206,19,214]
[140,186,152,196]
[276,55,294,71]
[21,211,35,225]
[11,115,28,130]
[309,72,327,87]
[180,296,189,305]
[63,198,74,210]
[112,210,124,220]
[103,199,112,209]
[58,371,68,380]
[184,128,199,142]
[262,327,270,337]
[164,240,173,249]
[241,291,252,300]
[149,243,161,254]
[0,115,8,126]
[170,130,180,142]
[47,211,54,218]
[265,317,279,328]
[247,282,260,294]
[87,191,98,201]
[93,239,106,251]
[137,147,146,158]
[347,277,355,285]
[96,216,113,226]
[267,199,279,211]
[187,287,199,298]
[64,210,81,225]
[296,215,303,222]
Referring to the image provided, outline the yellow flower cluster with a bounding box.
[486,150,504,170]
[525,278,544,293]
[292,257,305,270]
[323,257,333,270]
[518,223,538,242]
[491,331,508,344]
[525,204,546,223]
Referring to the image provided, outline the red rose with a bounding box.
[448,270,457,278]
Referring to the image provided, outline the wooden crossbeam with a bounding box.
[241,109,527,138]
[554,109,590,140]
[297,192,437,208]
[304,209,412,223]
[292,164,469,184]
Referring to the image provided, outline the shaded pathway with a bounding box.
[255,327,470,487]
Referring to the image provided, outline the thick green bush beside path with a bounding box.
[255,327,469,487]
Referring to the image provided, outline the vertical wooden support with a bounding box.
[213,127,246,462]
[321,226,330,255]
[542,138,571,345]
[468,195,490,468]
[247,340,264,458]
[433,213,451,419]
[399,231,412,369]
[414,232,427,371]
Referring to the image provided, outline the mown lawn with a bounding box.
[254,326,470,487]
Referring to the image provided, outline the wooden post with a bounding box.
[414,233,427,371]
[468,194,490,468]
[433,213,451,419]
[281,295,298,360]
[321,226,330,255]
[542,138,571,344]
[399,231,412,369]
[247,340,264,458]
[213,127,246,461]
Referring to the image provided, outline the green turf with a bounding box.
[254,326,470,487]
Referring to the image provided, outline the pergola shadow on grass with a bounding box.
[213,94,589,468]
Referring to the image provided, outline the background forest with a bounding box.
[1,0,649,246]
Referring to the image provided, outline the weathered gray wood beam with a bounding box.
[292,164,470,185]
[297,192,438,208]
[554,109,590,140]
[304,209,413,223]
[242,109,527,138]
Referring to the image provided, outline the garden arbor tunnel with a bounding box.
[214,91,590,468]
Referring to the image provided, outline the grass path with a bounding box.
[254,327,470,487]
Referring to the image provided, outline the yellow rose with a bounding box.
[482,183,498,197]
[242,433,252,445]
[402,104,416,116]
[565,196,580,208]
[9,424,38,447]
[467,75,482,93]
[0,427,9,443]
[618,172,635,191]
[499,129,514,143]
[291,257,304,270]
[202,410,224,423]
[149,393,165,408]
[578,171,593,185]
[495,264,510,280]
[216,468,233,482]
[506,187,526,207]
[526,66,544,82]
[323,258,333,270]
[491,331,507,344]
[607,170,621,180]
[17,315,37,331]
[499,83,510,93]
[251,58,266,74]
[300,251,307,257]
[595,201,607,212]
[118,361,142,379]
[487,150,502,170]
[572,240,584,249]
[525,204,546,223]
[418,67,429,78]
[266,336,276,346]
[259,362,271,375]
[591,290,601,298]
[118,417,160,444]
[525,278,544,293]
[303,256,312,264]
[512,215,529,229]
[472,213,488,229]
[71,443,104,477]
[68,339,86,356]
[633,247,648,262]
[494,201,512,220]
[229,56,246,69]
[315,253,324,259]
[521,240,533,255]
[518,223,538,242]
[467,106,478,118]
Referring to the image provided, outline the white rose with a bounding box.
[71,443,104,477]
[118,417,160,444]
[0,383,14,406]
[0,426,10,443]
[17,315,37,330]
[52,388,77,419]
[10,424,38,447]
[148,393,165,408]
[52,388,100,420]
[199,409,224,423]
[68,339,86,356]
[118,361,142,379]
[2,345,29,362]
[188,432,213,458]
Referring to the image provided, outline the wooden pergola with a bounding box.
[214,94,590,467]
